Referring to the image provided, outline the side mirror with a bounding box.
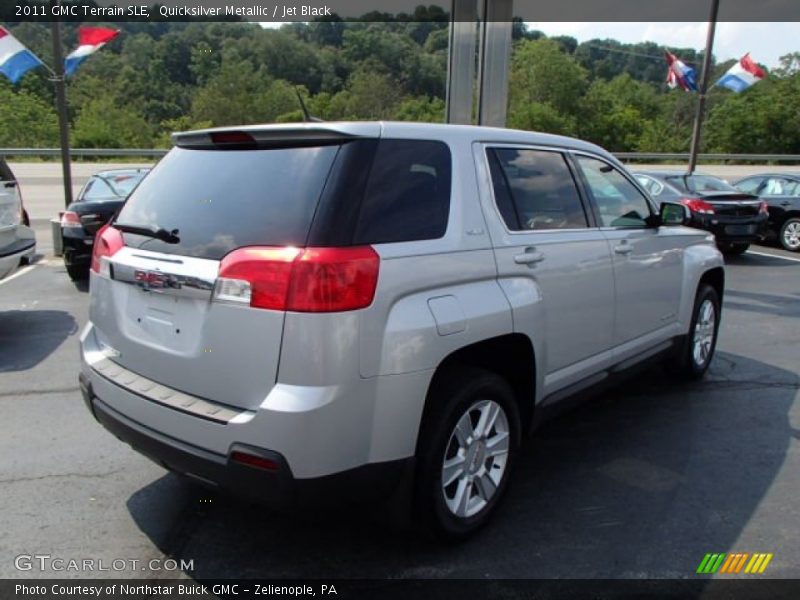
[659,201,690,226]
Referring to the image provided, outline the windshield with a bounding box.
[665,175,738,194]
[114,145,341,260]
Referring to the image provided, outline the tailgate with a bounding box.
[89,247,284,411]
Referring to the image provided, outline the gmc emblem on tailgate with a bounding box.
[134,269,176,291]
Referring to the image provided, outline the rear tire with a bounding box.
[65,262,89,281]
[718,242,749,256]
[414,367,520,540]
[779,218,800,252]
[667,284,720,380]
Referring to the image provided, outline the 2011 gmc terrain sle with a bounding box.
[79,122,724,537]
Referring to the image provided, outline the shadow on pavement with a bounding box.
[127,353,797,579]
[0,310,78,372]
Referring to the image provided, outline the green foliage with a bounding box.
[0,18,796,155]
[72,98,153,148]
[0,85,59,146]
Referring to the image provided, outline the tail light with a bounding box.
[90,224,124,275]
[759,201,769,215]
[680,198,715,215]
[61,211,82,227]
[215,246,380,313]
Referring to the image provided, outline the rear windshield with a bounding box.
[665,175,737,194]
[82,172,147,200]
[115,145,340,259]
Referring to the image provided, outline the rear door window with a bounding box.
[115,145,340,259]
[487,148,588,231]
[353,139,451,244]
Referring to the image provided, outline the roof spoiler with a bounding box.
[172,127,359,150]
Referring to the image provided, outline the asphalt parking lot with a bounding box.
[1,213,799,581]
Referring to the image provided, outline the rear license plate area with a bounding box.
[725,224,756,235]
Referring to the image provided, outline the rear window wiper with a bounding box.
[114,222,180,244]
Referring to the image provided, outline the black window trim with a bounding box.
[568,150,658,230]
[482,143,597,235]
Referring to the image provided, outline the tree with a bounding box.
[72,97,153,148]
[0,86,59,147]
[508,38,588,132]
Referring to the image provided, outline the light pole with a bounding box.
[49,13,73,207]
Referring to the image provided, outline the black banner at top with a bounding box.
[2,0,800,23]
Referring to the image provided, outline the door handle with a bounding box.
[514,247,545,265]
[614,243,633,255]
[780,201,791,207]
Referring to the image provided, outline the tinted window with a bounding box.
[577,156,652,228]
[735,177,763,194]
[353,140,451,244]
[666,174,737,194]
[488,148,587,230]
[82,172,147,201]
[115,145,339,259]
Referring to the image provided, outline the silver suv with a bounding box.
[80,123,724,537]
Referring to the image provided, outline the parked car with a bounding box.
[80,123,724,537]
[633,171,768,255]
[0,158,36,281]
[733,173,800,252]
[61,168,150,280]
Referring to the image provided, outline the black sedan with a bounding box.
[633,171,768,256]
[61,168,150,280]
[733,173,800,252]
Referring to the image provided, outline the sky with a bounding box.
[526,22,797,68]
[262,21,798,68]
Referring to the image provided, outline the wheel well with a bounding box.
[424,334,536,434]
[700,267,725,303]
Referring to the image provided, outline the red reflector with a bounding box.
[680,198,715,215]
[230,451,279,471]
[210,131,256,145]
[61,211,82,226]
[91,224,124,274]
[217,246,380,313]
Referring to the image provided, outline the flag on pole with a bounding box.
[64,27,120,76]
[665,52,698,92]
[0,25,44,84]
[716,53,766,92]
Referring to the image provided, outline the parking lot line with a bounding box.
[746,250,800,264]
[0,265,36,286]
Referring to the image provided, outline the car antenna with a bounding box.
[294,87,323,123]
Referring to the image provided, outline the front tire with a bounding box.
[668,284,720,380]
[779,218,800,252]
[415,367,520,539]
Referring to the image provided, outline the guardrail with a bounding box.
[2,148,800,163]
[0,148,167,158]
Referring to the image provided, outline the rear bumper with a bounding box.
[62,228,93,266]
[692,213,768,244]
[0,235,35,279]
[80,372,413,508]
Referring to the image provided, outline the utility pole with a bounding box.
[50,14,73,207]
[687,0,720,174]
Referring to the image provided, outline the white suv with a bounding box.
[0,159,35,280]
[80,123,724,537]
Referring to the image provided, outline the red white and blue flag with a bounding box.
[65,27,119,76]
[0,25,44,84]
[716,53,766,93]
[665,52,698,92]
